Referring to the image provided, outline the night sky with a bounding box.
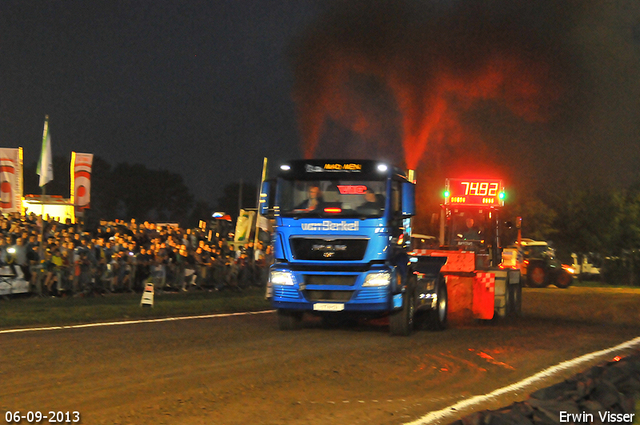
[1,1,639,210]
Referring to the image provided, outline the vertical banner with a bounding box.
[70,152,93,213]
[0,148,23,214]
[234,209,255,245]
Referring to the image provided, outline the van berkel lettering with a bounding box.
[301,221,359,231]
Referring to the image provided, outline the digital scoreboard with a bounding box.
[444,178,505,207]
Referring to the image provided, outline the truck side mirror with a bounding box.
[259,181,270,216]
[402,182,415,217]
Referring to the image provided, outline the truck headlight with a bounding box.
[270,270,295,286]
[363,272,391,287]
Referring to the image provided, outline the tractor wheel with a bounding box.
[426,279,448,331]
[555,270,573,288]
[527,264,548,288]
[507,282,522,317]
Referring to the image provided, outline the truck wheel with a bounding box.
[555,270,572,289]
[426,279,448,331]
[527,264,547,288]
[389,290,415,336]
[277,309,303,330]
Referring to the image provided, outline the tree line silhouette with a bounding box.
[23,155,257,229]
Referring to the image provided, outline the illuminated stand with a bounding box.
[22,195,75,224]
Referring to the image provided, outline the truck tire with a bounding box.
[277,309,303,330]
[527,263,548,288]
[389,289,415,336]
[555,270,572,288]
[426,279,448,331]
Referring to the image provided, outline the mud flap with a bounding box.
[473,272,495,320]
[493,271,508,318]
[445,275,474,323]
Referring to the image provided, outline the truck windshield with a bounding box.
[278,179,387,218]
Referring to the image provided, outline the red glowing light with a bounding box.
[337,185,368,195]
[324,207,342,213]
[613,356,621,362]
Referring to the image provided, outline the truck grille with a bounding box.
[274,286,299,299]
[290,238,368,261]
[303,275,357,286]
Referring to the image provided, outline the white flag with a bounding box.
[37,116,54,187]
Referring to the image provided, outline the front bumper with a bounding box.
[270,264,396,313]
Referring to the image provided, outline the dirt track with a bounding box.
[1,287,639,425]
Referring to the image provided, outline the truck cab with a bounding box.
[262,159,446,335]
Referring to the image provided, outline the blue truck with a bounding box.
[261,159,448,336]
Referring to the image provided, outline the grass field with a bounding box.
[0,287,272,329]
[571,279,636,288]
[524,285,640,328]
[2,280,638,331]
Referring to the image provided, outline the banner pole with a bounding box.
[39,184,46,261]
[70,152,76,224]
[253,157,268,263]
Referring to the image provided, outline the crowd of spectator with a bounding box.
[0,212,272,297]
